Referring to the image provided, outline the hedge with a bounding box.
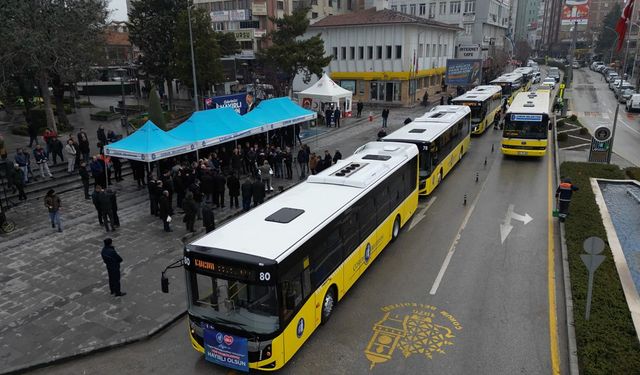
[560,162,640,375]
[625,167,640,180]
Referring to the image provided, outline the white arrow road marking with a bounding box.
[408,196,437,231]
[500,204,533,244]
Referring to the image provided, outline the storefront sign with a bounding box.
[252,3,267,15]
[233,29,254,41]
[456,44,481,59]
[204,327,249,372]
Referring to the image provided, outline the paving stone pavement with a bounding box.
[0,102,435,374]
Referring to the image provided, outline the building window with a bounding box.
[432,44,436,56]
[311,0,318,4]
[347,0,353,10]
[386,45,392,59]
[410,4,416,15]
[428,3,436,17]
[439,2,446,15]
[400,4,407,13]
[214,22,224,31]
[426,44,430,57]
[444,44,447,56]
[277,1,284,10]
[350,46,355,60]
[370,82,385,101]
[450,1,461,14]
[359,80,365,94]
[341,46,347,60]
[224,1,233,10]
[368,46,374,59]
[464,0,475,13]
[391,5,397,11]
[328,0,333,6]
[418,43,423,56]
[419,3,426,15]
[376,46,382,59]
[358,46,364,59]
[395,45,402,59]
[332,47,338,60]
[438,44,441,56]
[465,24,472,34]
[237,0,248,9]
[213,2,222,11]
[312,12,318,18]
[337,0,341,8]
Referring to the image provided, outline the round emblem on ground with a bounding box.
[297,318,305,338]
[364,243,372,264]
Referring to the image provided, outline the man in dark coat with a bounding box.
[333,150,342,164]
[241,179,253,211]
[284,147,293,180]
[97,125,108,146]
[213,171,226,208]
[101,238,125,296]
[357,101,364,117]
[158,190,172,232]
[79,162,91,199]
[112,157,123,182]
[323,150,332,169]
[202,203,216,233]
[381,108,390,128]
[98,187,115,232]
[227,172,240,209]
[182,192,197,232]
[148,176,158,216]
[77,128,91,163]
[297,148,308,179]
[92,185,104,225]
[325,107,333,127]
[252,178,265,206]
[334,107,341,128]
[50,137,64,165]
[107,189,120,227]
[12,164,27,201]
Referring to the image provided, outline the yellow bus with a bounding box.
[491,72,524,105]
[383,105,471,195]
[513,67,534,91]
[182,142,419,372]
[501,91,551,157]
[451,85,502,135]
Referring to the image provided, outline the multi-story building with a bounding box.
[540,0,561,51]
[103,21,140,66]
[513,0,540,43]
[305,7,460,106]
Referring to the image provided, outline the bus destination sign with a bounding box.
[194,258,256,282]
[511,114,543,122]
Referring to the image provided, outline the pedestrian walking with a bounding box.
[252,177,265,206]
[381,108,389,128]
[77,128,90,163]
[213,171,226,208]
[97,125,108,146]
[14,148,30,184]
[98,186,116,232]
[259,160,272,192]
[297,147,308,178]
[357,101,364,118]
[182,192,197,232]
[159,190,172,232]
[202,203,216,233]
[92,185,104,225]
[50,137,64,165]
[241,179,253,211]
[33,145,53,179]
[64,139,77,173]
[12,164,27,201]
[422,92,429,107]
[325,107,333,127]
[107,189,120,228]
[101,238,125,297]
[43,128,57,155]
[79,162,91,199]
[284,147,293,179]
[148,176,158,216]
[227,172,240,209]
[334,107,341,128]
[555,177,579,222]
[90,156,106,188]
[44,189,62,232]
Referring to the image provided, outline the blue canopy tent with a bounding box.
[104,120,194,162]
[243,97,316,132]
[167,107,260,149]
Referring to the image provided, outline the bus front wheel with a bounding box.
[391,215,401,242]
[321,287,337,324]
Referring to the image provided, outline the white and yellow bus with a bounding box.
[491,72,524,104]
[501,91,551,157]
[183,142,419,372]
[513,67,534,91]
[383,105,471,195]
[451,85,502,135]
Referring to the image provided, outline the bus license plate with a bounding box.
[518,151,528,156]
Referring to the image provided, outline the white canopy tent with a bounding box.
[299,73,353,117]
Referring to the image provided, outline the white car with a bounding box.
[609,78,622,90]
[532,72,541,83]
[541,78,556,89]
[626,93,640,112]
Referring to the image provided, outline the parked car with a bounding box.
[532,72,541,83]
[619,89,636,103]
[626,93,640,112]
[591,61,605,71]
[614,81,635,97]
[605,72,620,82]
[541,78,556,89]
[597,65,608,73]
[571,61,580,69]
[609,78,622,90]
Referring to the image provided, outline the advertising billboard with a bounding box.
[204,93,248,114]
[445,59,483,86]
[561,0,589,30]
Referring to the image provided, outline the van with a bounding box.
[626,94,640,112]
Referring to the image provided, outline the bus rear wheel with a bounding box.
[391,215,401,242]
[321,287,336,324]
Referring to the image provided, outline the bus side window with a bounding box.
[339,210,360,255]
[310,225,343,288]
[280,267,304,319]
[357,196,377,242]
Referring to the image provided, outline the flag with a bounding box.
[616,0,635,51]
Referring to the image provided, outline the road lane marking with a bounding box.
[429,175,490,295]
[500,204,533,244]
[617,118,640,136]
[548,144,561,375]
[408,196,437,231]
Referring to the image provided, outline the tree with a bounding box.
[129,0,188,109]
[595,3,622,60]
[215,32,241,57]
[0,0,108,132]
[148,86,166,130]
[514,41,532,66]
[259,7,332,97]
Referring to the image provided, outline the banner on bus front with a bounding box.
[445,59,483,86]
[203,326,249,372]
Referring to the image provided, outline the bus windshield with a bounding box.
[503,119,548,139]
[469,105,485,123]
[187,270,280,335]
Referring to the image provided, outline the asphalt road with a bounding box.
[570,67,640,166]
[26,110,567,375]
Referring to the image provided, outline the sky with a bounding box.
[108,0,128,21]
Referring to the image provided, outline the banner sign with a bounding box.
[445,59,482,86]
[204,93,248,114]
[203,327,249,372]
[456,44,481,59]
[561,0,589,29]
[511,114,543,122]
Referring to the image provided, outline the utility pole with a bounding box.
[609,19,633,163]
[567,20,578,88]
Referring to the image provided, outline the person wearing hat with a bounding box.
[101,238,125,296]
[555,177,579,222]
[44,189,62,232]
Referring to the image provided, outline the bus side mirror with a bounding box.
[161,273,169,293]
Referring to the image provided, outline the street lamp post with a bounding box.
[602,26,619,64]
[187,4,199,112]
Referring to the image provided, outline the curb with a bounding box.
[554,115,580,375]
[1,177,304,375]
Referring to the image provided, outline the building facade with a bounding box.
[307,8,459,106]
[513,0,539,43]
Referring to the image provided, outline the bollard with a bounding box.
[484,157,487,166]
[463,194,467,205]
[475,172,479,182]
[369,111,373,122]
[491,144,494,153]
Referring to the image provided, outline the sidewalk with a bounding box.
[0,104,427,374]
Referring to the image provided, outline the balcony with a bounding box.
[463,13,475,23]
